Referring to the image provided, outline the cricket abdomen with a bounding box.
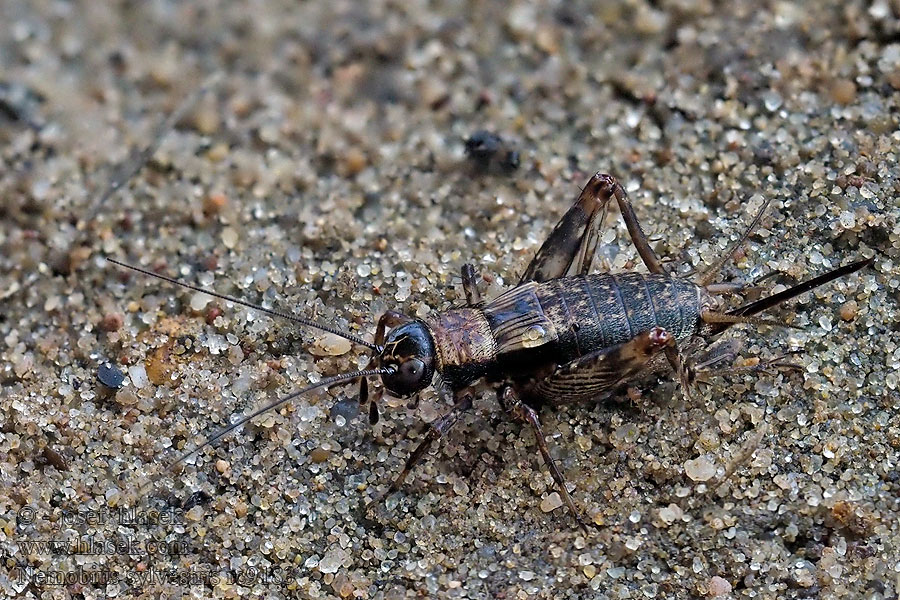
[482,273,703,377]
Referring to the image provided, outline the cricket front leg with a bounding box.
[367,389,474,509]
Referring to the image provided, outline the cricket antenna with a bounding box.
[133,366,394,500]
[106,257,377,350]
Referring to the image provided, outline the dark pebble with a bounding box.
[41,446,69,471]
[97,362,125,389]
[182,490,212,511]
[465,130,503,160]
[464,130,520,173]
[330,397,361,424]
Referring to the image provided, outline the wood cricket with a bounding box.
[110,172,873,530]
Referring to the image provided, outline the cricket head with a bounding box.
[377,320,437,398]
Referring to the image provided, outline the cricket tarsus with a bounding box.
[106,257,376,350]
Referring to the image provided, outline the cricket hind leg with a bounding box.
[366,389,473,510]
[519,172,613,283]
[500,327,676,531]
[670,339,802,394]
[660,308,801,401]
[520,172,668,285]
[533,327,675,401]
[608,175,669,276]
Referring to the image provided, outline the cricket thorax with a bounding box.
[426,308,497,387]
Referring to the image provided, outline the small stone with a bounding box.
[330,398,361,424]
[506,4,536,36]
[309,333,352,357]
[309,448,331,463]
[115,388,139,406]
[44,295,61,312]
[206,143,229,162]
[465,130,503,162]
[100,312,124,332]
[221,227,239,249]
[98,362,125,389]
[41,446,68,471]
[341,147,368,176]
[226,344,244,366]
[839,300,858,321]
[12,355,33,378]
[888,68,900,90]
[318,546,349,574]
[215,459,230,473]
[452,479,470,496]
[190,292,211,311]
[829,79,857,105]
[127,364,149,389]
[838,210,856,229]
[793,559,817,587]
[707,576,732,596]
[191,98,220,135]
[535,25,559,54]
[331,572,354,598]
[762,90,783,111]
[540,492,563,513]
[206,306,223,325]
[203,192,227,216]
[185,505,204,521]
[658,503,683,525]
[145,350,173,385]
[684,456,716,482]
[105,488,121,506]
[634,5,668,34]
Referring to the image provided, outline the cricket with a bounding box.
[109,171,873,531]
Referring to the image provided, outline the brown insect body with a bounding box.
[426,273,707,399]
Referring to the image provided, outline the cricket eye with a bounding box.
[399,358,425,381]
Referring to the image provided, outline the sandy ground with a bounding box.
[2,1,899,598]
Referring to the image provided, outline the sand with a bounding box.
[2,1,899,598]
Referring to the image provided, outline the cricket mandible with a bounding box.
[110,172,873,531]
